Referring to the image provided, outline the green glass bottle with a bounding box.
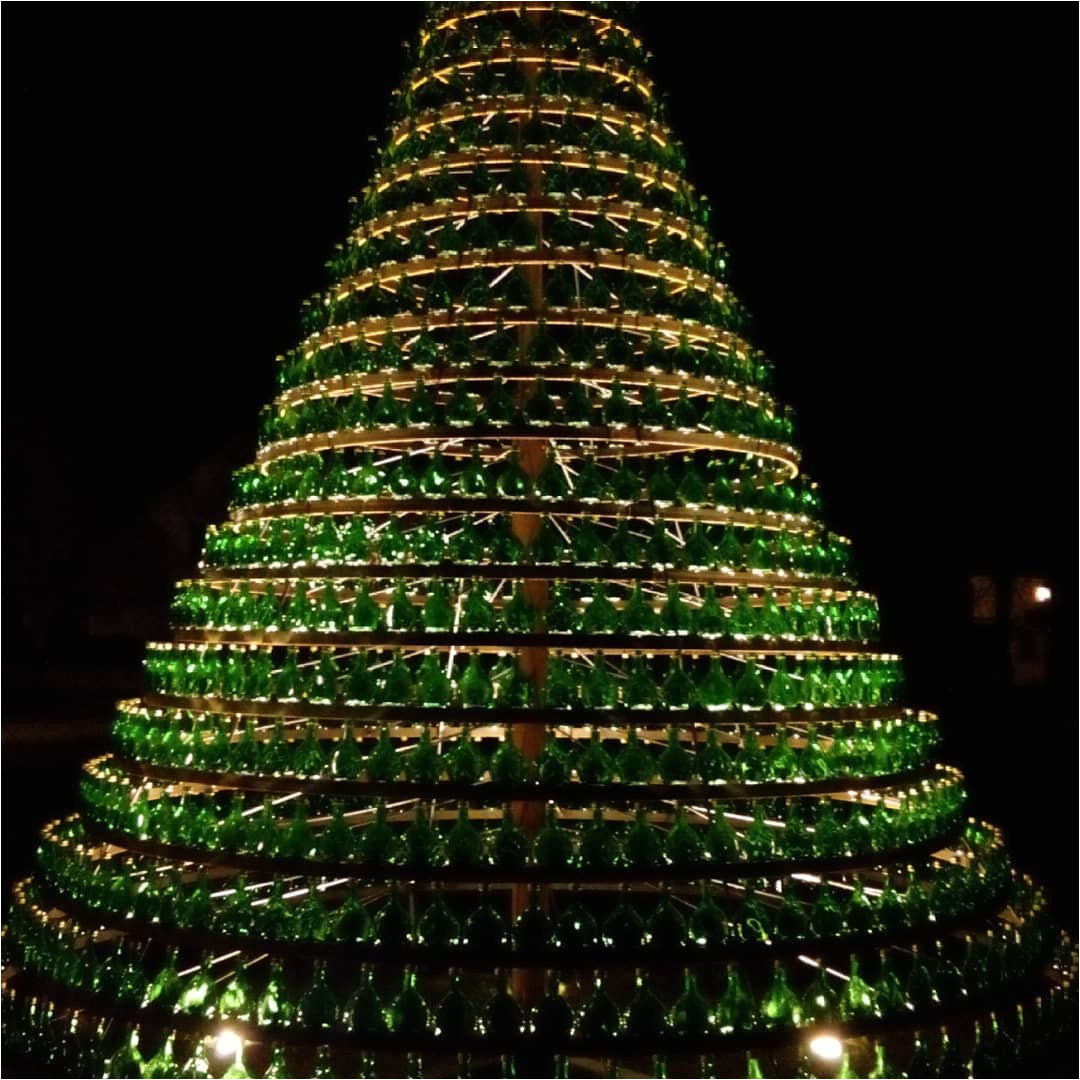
[143,1032,180,1079]
[716,962,756,1034]
[385,967,431,1036]
[703,806,740,863]
[906,943,938,1009]
[348,586,381,633]
[735,724,766,781]
[581,660,618,709]
[734,658,768,709]
[534,728,568,786]
[105,1027,144,1079]
[490,804,530,870]
[577,726,614,784]
[497,449,531,497]
[445,803,485,868]
[663,804,704,868]
[800,723,829,778]
[218,963,253,1021]
[175,951,215,1015]
[142,946,182,1008]
[645,886,689,950]
[659,583,694,635]
[533,969,574,1041]
[839,953,879,1020]
[403,801,442,870]
[578,970,621,1039]
[280,798,316,858]
[729,589,757,638]
[658,723,693,782]
[483,968,523,1040]
[533,803,574,870]
[262,1044,293,1079]
[624,967,668,1038]
[874,948,907,1017]
[541,653,576,709]
[331,721,363,779]
[696,657,735,710]
[458,582,494,632]
[489,729,528,783]
[346,965,388,1038]
[765,724,799,779]
[381,650,416,705]
[510,883,552,953]
[777,802,809,860]
[501,582,534,632]
[295,721,327,777]
[603,883,646,949]
[808,882,845,938]
[616,726,654,783]
[311,1047,336,1080]
[387,579,420,632]
[331,885,372,944]
[844,877,876,934]
[256,957,293,1029]
[743,805,775,860]
[298,959,338,1031]
[359,799,401,867]
[459,653,493,707]
[800,963,836,1025]
[578,806,617,871]
[464,884,508,950]
[669,969,714,1036]
[623,653,658,709]
[435,969,476,1040]
[685,879,727,945]
[759,960,801,1028]
[623,804,662,869]
[416,888,461,949]
[582,582,619,633]
[766,657,799,710]
[621,582,659,635]
[661,655,696,709]
[906,1033,932,1077]
[179,1036,211,1080]
[405,724,442,784]
[644,519,676,564]
[422,583,455,632]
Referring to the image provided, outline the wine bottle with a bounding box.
[385,967,431,1036]
[435,969,476,1040]
[669,968,714,1036]
[577,970,621,1039]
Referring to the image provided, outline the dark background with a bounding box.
[4,6,1075,922]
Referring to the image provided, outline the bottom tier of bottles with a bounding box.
[2,980,1075,1079]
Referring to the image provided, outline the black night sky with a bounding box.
[4,6,1075,917]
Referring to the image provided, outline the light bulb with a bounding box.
[215,1029,242,1059]
[808,1033,844,1062]
[1034,585,1051,603]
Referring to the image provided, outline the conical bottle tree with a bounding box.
[3,4,1074,1078]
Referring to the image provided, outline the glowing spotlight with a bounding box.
[1034,585,1052,603]
[215,1029,243,1059]
[808,1033,844,1062]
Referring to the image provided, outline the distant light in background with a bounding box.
[1011,577,1053,618]
[1009,577,1053,686]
